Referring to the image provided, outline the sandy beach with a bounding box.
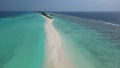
[43,15,73,68]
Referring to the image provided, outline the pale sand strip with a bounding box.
[43,15,73,68]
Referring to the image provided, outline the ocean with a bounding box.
[0,11,120,68]
[0,12,45,68]
[52,12,120,25]
[50,12,120,68]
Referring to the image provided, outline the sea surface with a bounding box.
[52,12,120,25]
[0,12,45,68]
[51,12,120,68]
[0,11,120,68]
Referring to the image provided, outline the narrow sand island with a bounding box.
[43,15,73,68]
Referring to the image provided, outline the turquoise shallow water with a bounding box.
[52,14,120,68]
[0,13,45,68]
[1,12,120,68]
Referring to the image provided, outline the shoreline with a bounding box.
[42,15,73,68]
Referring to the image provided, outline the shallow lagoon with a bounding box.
[0,13,45,68]
[53,14,120,68]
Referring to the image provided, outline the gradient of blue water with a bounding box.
[52,12,120,25]
[52,13,120,68]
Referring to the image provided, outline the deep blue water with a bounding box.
[52,12,120,24]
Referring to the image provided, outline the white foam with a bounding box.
[97,20,120,27]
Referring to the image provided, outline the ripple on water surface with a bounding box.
[52,14,120,68]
